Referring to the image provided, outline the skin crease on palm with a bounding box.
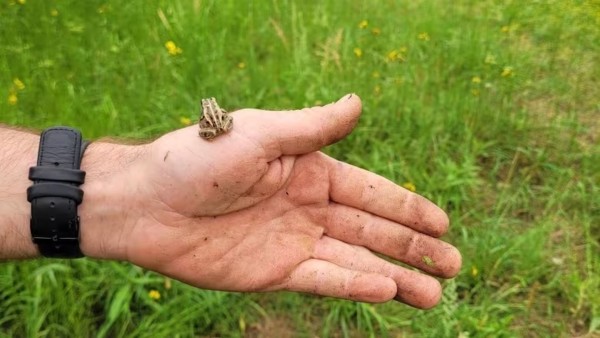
[93,94,462,309]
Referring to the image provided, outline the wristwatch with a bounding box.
[27,127,88,258]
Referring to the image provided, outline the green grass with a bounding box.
[1,0,599,337]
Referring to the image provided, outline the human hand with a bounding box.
[80,94,461,309]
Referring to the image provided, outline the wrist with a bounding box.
[0,128,147,261]
[78,141,147,261]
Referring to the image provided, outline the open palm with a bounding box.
[122,95,461,309]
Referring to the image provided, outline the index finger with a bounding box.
[327,156,449,237]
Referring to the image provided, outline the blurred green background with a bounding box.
[1,0,599,337]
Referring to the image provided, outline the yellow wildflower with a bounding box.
[402,182,416,192]
[353,47,363,58]
[418,32,430,41]
[501,66,514,77]
[471,265,479,277]
[374,85,381,95]
[471,89,480,96]
[471,76,481,84]
[484,54,496,64]
[501,25,510,33]
[165,41,182,56]
[386,50,398,62]
[237,62,246,69]
[8,93,18,105]
[148,290,161,300]
[371,27,381,35]
[358,20,368,29]
[399,46,408,53]
[372,71,380,78]
[17,0,25,4]
[50,9,58,17]
[13,78,25,90]
[386,50,405,63]
[179,116,192,126]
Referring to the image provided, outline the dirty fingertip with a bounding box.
[336,93,360,103]
[394,276,442,309]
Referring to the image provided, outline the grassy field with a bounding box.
[1,0,599,337]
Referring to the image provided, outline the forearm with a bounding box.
[0,128,39,259]
[0,126,147,261]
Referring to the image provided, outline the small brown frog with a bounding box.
[198,97,233,140]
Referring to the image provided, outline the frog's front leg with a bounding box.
[222,114,233,133]
[199,127,218,140]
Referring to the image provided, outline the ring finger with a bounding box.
[313,236,443,309]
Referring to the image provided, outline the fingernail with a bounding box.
[337,93,353,103]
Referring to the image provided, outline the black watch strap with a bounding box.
[27,127,87,258]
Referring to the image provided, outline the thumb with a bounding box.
[234,94,362,160]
